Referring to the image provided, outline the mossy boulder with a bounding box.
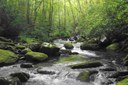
[69,61,103,69]
[106,43,119,51]
[21,48,32,54]
[0,41,15,51]
[29,42,60,56]
[80,42,100,51]
[40,42,60,56]
[0,37,12,42]
[16,45,26,49]
[117,77,128,85]
[77,71,98,82]
[25,51,48,62]
[0,49,18,66]
[64,42,74,49]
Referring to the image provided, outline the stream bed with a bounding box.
[0,39,127,85]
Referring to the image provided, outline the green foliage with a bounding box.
[0,0,128,41]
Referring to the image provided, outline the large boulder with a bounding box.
[10,72,30,82]
[25,51,48,62]
[29,42,60,56]
[0,49,18,66]
[40,42,60,56]
[29,43,41,52]
[0,37,15,51]
[64,42,74,49]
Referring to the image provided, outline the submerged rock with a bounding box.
[64,42,74,49]
[109,71,128,78]
[25,51,48,62]
[10,72,30,82]
[69,61,103,69]
[37,69,55,75]
[0,77,10,85]
[0,49,18,66]
[20,63,33,68]
[9,77,22,85]
[106,43,119,51]
[77,70,98,82]
[100,67,116,71]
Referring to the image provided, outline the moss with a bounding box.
[0,49,18,63]
[21,48,32,54]
[117,78,128,85]
[25,51,48,61]
[69,61,103,69]
[77,71,90,81]
[106,43,119,51]
[16,45,26,49]
[57,55,86,63]
[64,42,74,49]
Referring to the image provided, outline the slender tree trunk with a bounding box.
[26,0,30,24]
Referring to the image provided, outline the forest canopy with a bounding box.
[0,0,128,42]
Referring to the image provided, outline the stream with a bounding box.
[0,39,126,85]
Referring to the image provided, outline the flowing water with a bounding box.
[0,39,126,85]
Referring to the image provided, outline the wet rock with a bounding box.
[20,63,33,68]
[21,48,32,54]
[10,72,30,82]
[59,49,72,55]
[25,51,48,62]
[69,61,103,69]
[10,77,22,85]
[70,52,79,55]
[40,42,60,56]
[106,43,119,51]
[16,45,26,50]
[100,68,116,71]
[64,42,74,49]
[80,43,100,51]
[77,70,98,82]
[0,49,18,67]
[37,69,55,75]
[29,43,41,52]
[109,71,128,78]
[0,77,10,85]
